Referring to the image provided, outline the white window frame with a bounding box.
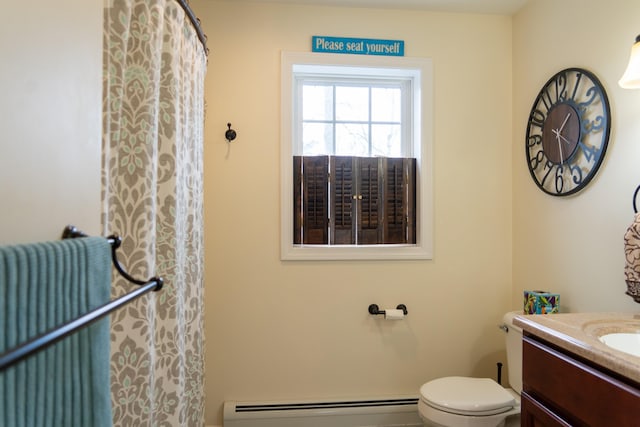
[281,51,433,261]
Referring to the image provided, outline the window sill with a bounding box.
[281,243,432,261]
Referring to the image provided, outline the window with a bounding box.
[281,52,433,260]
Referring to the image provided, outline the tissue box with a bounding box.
[524,290,560,314]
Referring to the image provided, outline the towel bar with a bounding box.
[0,225,164,371]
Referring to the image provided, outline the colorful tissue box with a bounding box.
[524,290,560,314]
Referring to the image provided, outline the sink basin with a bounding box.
[599,333,640,357]
[578,316,640,357]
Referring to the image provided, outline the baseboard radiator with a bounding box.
[223,396,422,427]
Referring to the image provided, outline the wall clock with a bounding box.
[525,67,611,196]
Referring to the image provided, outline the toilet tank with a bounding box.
[502,311,523,394]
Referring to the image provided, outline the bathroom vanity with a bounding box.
[514,313,640,427]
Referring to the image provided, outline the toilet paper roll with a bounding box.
[384,309,404,320]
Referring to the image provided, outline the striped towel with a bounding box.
[0,237,112,427]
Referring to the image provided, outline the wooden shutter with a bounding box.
[406,158,416,244]
[382,157,416,244]
[357,157,382,244]
[330,156,356,244]
[293,156,329,244]
[293,156,303,244]
[295,155,416,246]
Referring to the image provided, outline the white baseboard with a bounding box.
[222,397,421,427]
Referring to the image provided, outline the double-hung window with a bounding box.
[281,52,433,260]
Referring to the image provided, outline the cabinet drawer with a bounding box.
[521,392,571,427]
[523,336,640,426]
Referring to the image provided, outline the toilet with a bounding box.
[418,311,523,427]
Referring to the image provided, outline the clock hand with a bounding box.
[552,128,574,146]
[557,133,573,146]
[552,129,563,144]
[557,112,571,134]
[556,135,565,165]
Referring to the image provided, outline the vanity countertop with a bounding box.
[514,312,640,385]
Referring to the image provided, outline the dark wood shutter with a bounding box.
[357,157,382,244]
[293,156,302,244]
[293,155,329,244]
[294,155,416,246]
[382,157,416,244]
[330,156,356,244]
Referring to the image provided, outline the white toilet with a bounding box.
[418,311,523,427]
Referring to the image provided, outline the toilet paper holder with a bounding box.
[368,304,408,316]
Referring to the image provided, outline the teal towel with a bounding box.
[0,237,112,427]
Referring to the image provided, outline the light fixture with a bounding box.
[620,35,640,212]
[620,35,640,89]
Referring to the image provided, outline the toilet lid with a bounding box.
[420,377,516,416]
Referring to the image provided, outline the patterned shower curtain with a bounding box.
[102,0,206,425]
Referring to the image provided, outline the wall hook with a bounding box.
[225,123,237,142]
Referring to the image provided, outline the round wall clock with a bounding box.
[525,67,611,196]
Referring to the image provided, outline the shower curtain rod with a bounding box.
[176,0,209,55]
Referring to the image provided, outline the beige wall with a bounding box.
[0,1,102,245]
[195,1,514,424]
[512,0,640,313]
[9,1,640,426]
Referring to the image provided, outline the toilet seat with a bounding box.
[419,377,516,416]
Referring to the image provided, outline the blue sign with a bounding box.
[312,36,404,57]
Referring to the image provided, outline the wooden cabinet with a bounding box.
[522,334,640,427]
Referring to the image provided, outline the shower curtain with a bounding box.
[102,0,207,425]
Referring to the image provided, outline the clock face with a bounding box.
[526,68,611,196]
